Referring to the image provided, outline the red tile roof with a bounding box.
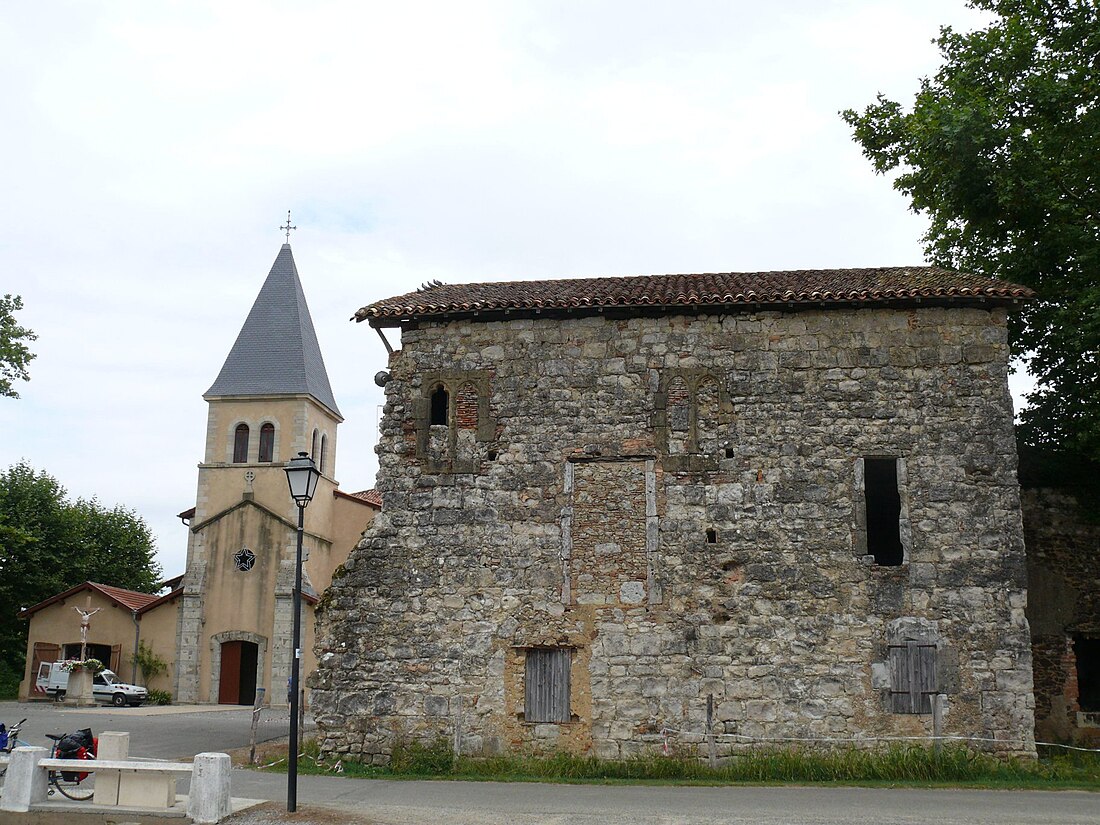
[18,581,164,619]
[334,488,382,508]
[355,267,1033,326]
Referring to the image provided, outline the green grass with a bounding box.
[263,738,1100,790]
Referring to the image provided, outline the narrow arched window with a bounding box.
[430,385,449,426]
[320,433,328,475]
[233,424,250,463]
[258,423,275,462]
[311,428,319,462]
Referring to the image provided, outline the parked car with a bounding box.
[36,662,148,707]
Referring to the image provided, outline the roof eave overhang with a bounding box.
[361,294,1031,329]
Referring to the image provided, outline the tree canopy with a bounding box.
[0,462,162,693]
[842,0,1100,461]
[0,294,37,399]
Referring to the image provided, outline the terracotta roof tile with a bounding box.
[18,581,161,619]
[89,583,160,611]
[355,267,1033,326]
[335,488,382,508]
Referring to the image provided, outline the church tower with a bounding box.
[175,244,347,705]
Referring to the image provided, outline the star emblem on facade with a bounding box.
[233,548,256,572]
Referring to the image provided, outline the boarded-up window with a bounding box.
[865,457,903,566]
[667,377,690,432]
[888,641,937,713]
[696,376,720,456]
[456,383,479,430]
[525,647,571,723]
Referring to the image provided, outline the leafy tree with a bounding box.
[0,462,161,688]
[842,0,1100,461]
[0,294,37,398]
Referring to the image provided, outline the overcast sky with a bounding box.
[1,1,1029,579]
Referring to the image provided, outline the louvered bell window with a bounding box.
[525,648,572,723]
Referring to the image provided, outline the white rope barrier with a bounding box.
[656,725,1100,753]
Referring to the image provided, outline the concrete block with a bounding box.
[0,746,49,812]
[93,730,129,806]
[187,752,232,824]
[118,771,177,808]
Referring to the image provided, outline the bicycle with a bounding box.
[0,718,30,786]
[44,728,96,801]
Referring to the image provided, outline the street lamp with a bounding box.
[283,450,320,812]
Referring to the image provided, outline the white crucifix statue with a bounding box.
[74,595,102,662]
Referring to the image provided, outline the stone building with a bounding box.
[18,244,380,705]
[312,267,1038,761]
[1020,448,1100,747]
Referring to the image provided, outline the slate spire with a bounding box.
[205,244,341,417]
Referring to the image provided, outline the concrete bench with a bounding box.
[0,733,232,823]
[38,757,193,772]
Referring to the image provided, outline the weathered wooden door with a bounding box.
[30,643,59,696]
[219,641,242,704]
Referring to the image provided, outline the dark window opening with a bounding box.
[865,457,903,565]
[1074,636,1100,712]
[525,647,571,723]
[487,449,499,461]
[258,423,275,462]
[233,424,249,463]
[888,641,937,713]
[320,434,328,475]
[430,386,449,426]
[705,528,718,544]
[724,447,735,459]
[311,428,319,461]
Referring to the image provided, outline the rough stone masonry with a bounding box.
[312,270,1036,762]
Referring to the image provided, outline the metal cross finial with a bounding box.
[280,210,297,242]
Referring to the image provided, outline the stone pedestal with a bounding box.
[64,668,96,707]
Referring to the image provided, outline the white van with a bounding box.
[36,662,148,707]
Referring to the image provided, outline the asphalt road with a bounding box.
[0,699,298,759]
[3,701,1096,825]
[227,774,1100,825]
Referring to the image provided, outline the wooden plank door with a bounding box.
[219,641,242,704]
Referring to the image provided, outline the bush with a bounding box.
[146,689,172,705]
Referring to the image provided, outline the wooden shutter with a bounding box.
[31,643,60,695]
[888,641,937,713]
[110,644,122,673]
[525,648,571,723]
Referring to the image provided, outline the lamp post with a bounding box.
[283,451,320,812]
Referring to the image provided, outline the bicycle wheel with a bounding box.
[49,765,94,801]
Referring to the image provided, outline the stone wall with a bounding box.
[1023,486,1100,745]
[313,306,1035,762]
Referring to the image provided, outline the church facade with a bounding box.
[312,267,1038,761]
[18,245,378,706]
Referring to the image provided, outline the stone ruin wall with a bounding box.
[1023,487,1100,746]
[312,306,1035,762]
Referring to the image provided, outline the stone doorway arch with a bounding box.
[209,631,267,705]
